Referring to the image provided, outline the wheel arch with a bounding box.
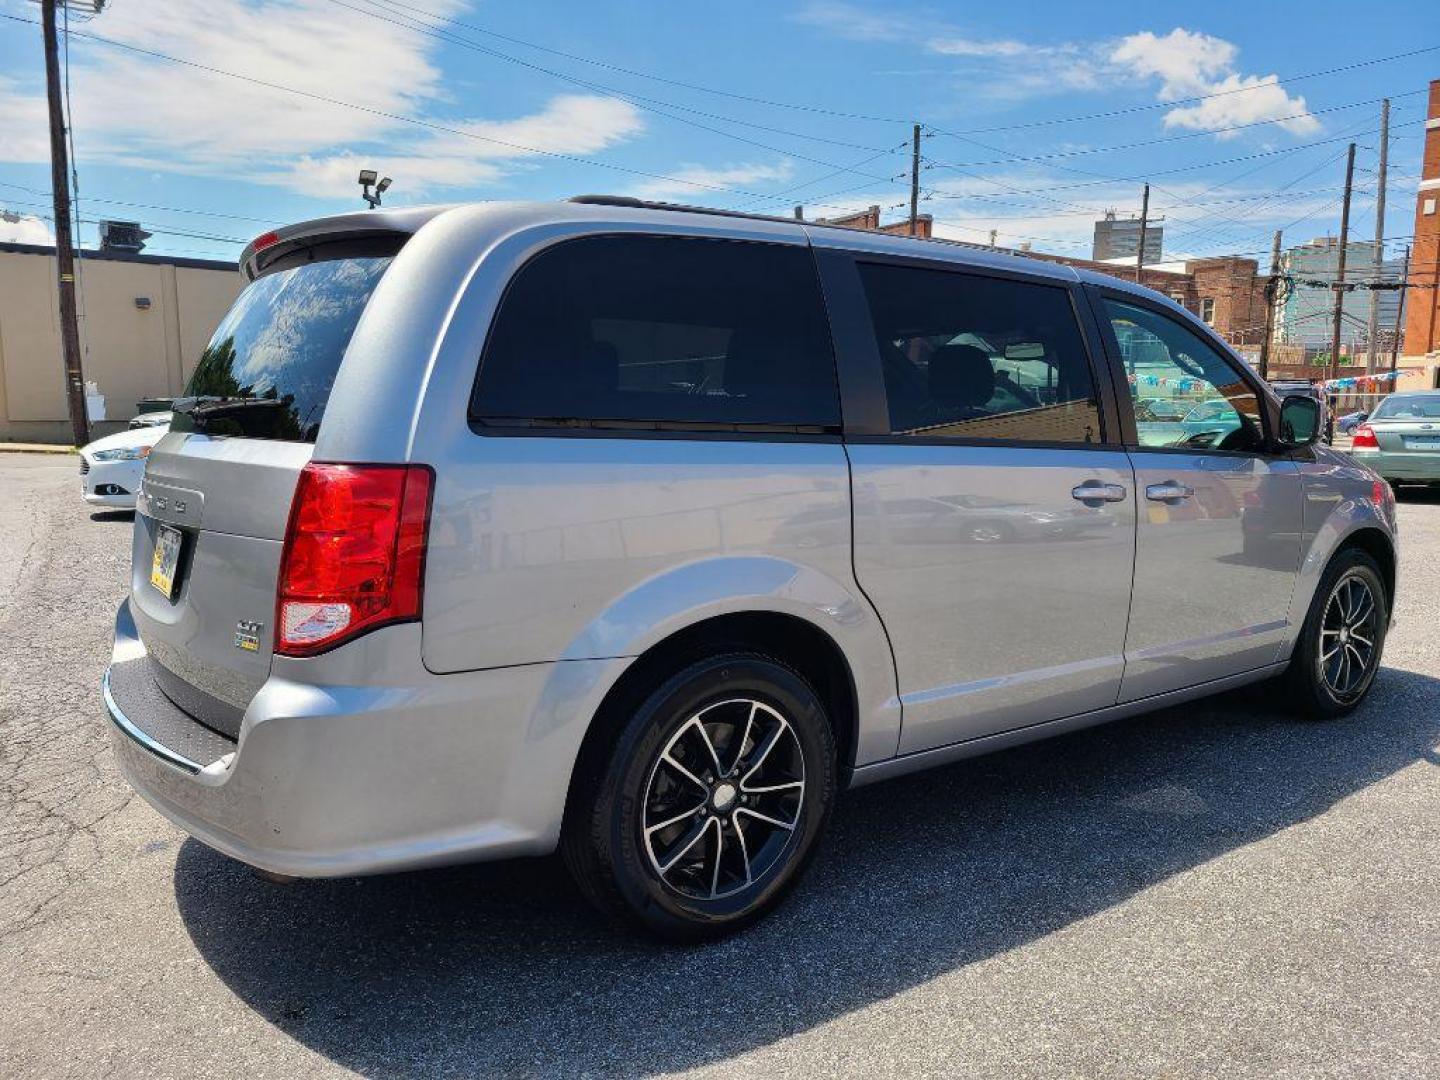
[1334,526,1396,612]
[1285,509,1398,663]
[562,608,871,840]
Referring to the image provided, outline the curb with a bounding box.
[0,444,78,455]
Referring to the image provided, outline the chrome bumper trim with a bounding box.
[103,666,202,775]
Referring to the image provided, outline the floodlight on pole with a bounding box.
[358,169,390,208]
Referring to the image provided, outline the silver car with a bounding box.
[1347,390,1440,485]
[103,199,1399,940]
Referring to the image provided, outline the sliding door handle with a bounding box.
[1145,482,1194,503]
[1071,481,1127,504]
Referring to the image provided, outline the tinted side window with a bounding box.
[1104,298,1266,452]
[473,235,839,430]
[857,263,1103,443]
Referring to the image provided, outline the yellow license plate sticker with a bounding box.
[150,524,182,599]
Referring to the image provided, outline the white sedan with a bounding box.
[78,422,168,509]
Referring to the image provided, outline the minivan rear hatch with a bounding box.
[129,233,404,739]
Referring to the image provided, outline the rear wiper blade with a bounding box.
[191,398,288,415]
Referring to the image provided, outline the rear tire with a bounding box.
[1280,548,1388,719]
[561,652,837,942]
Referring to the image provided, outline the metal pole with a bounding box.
[908,123,921,237]
[1389,245,1409,376]
[1327,143,1356,381]
[1366,99,1389,373]
[1135,183,1149,284]
[1259,229,1283,380]
[42,0,89,447]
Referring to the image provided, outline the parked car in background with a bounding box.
[129,411,174,430]
[1348,391,1440,485]
[1337,409,1370,435]
[78,422,168,508]
[102,199,1398,940]
[1137,396,1187,421]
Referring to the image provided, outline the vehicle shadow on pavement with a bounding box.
[173,667,1440,1077]
[89,510,135,523]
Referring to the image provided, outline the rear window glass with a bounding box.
[175,254,392,441]
[1371,394,1440,419]
[472,235,840,430]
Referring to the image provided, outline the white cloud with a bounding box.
[1110,29,1318,138]
[929,37,1033,59]
[799,7,1320,135]
[796,2,1076,77]
[1160,74,1320,138]
[792,1,910,42]
[0,0,645,197]
[1109,29,1237,98]
[627,160,795,202]
[271,96,646,197]
[0,77,52,163]
[0,213,55,246]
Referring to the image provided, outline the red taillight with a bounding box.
[252,230,280,252]
[275,463,433,656]
[1351,424,1379,450]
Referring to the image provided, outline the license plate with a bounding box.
[150,524,183,599]
[1405,436,1440,449]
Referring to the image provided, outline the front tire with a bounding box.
[562,653,836,941]
[1282,548,1388,718]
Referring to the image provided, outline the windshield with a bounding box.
[176,254,393,441]
[1372,394,1440,420]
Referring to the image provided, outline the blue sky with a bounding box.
[0,0,1436,266]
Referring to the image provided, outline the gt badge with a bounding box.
[234,620,263,653]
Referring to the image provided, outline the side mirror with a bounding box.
[1278,394,1321,447]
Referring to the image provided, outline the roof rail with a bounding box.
[567,194,804,226]
[566,194,1009,258]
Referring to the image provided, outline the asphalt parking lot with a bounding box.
[2,450,1437,1079]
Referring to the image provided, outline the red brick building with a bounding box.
[1402,79,1440,358]
[818,204,935,239]
[1018,251,1269,348]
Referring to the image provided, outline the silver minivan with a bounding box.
[104,198,1398,939]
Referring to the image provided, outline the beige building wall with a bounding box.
[0,245,242,444]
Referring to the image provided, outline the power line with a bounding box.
[0,180,282,225]
[308,0,1440,144]
[332,0,899,166]
[359,0,915,124]
[0,12,809,202]
[927,88,1426,168]
[924,118,1425,183]
[940,43,1440,136]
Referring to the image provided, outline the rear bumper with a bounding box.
[105,600,627,877]
[1349,448,1440,482]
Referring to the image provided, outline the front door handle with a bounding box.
[1145,481,1195,503]
[1071,481,1127,504]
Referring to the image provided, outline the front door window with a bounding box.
[1105,299,1265,452]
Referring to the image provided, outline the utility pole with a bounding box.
[1258,228,1283,380]
[1134,183,1150,284]
[1365,98,1389,373]
[42,0,89,447]
[1389,245,1409,376]
[1327,142,1356,381]
[908,122,921,237]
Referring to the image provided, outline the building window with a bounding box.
[1200,297,1216,324]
